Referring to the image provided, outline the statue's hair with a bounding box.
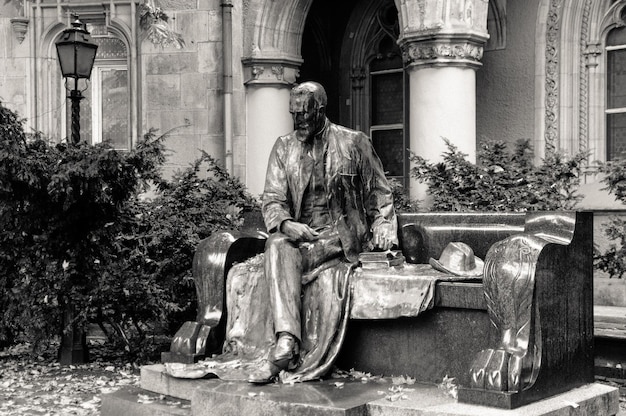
[291,81,327,109]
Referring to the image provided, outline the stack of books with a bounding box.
[358,250,405,269]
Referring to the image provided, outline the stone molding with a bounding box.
[538,0,626,163]
[544,0,562,155]
[578,0,593,157]
[350,66,366,90]
[10,17,29,44]
[400,36,485,69]
[397,0,489,35]
[241,56,302,86]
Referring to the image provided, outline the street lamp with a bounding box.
[54,16,98,365]
[55,16,98,145]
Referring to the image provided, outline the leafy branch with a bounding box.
[139,0,185,49]
[594,157,626,279]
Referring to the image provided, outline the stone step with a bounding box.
[101,385,191,416]
[114,365,620,416]
[595,306,626,340]
[139,364,385,415]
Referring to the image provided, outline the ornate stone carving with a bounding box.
[417,0,427,30]
[583,43,602,68]
[397,0,488,69]
[469,235,543,392]
[271,66,284,81]
[398,0,488,36]
[544,0,563,155]
[10,17,29,44]
[466,212,585,400]
[401,38,484,68]
[578,0,593,156]
[600,0,626,32]
[350,67,366,90]
[251,65,264,79]
[242,57,301,86]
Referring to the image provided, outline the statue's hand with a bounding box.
[281,220,320,242]
[372,223,395,251]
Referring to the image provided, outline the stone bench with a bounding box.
[163,211,595,409]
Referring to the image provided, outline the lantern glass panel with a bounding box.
[56,43,77,78]
[76,44,98,79]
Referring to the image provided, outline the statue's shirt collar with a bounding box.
[298,118,329,144]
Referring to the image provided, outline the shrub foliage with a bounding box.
[0,102,257,359]
[409,138,586,212]
[594,157,626,279]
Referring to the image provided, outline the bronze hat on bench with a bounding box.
[429,241,484,277]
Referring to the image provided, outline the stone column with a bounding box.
[397,0,489,200]
[243,57,300,197]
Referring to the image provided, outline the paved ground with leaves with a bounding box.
[1,341,626,415]
[0,342,139,416]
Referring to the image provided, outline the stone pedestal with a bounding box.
[101,365,619,416]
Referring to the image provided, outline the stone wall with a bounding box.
[0,0,247,183]
[476,0,538,149]
[0,3,30,120]
[141,0,234,179]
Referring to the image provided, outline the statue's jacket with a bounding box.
[262,118,397,262]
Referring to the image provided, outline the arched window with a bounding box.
[62,23,130,150]
[606,26,626,160]
[302,0,407,184]
[369,35,405,183]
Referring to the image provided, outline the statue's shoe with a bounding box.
[271,333,298,368]
[247,360,283,384]
[248,333,299,384]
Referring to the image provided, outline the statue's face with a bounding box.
[289,94,325,141]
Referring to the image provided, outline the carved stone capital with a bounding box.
[583,42,602,68]
[350,67,366,90]
[400,36,485,69]
[397,0,488,69]
[10,17,29,44]
[398,0,489,38]
[242,56,302,86]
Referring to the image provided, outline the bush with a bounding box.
[388,178,419,213]
[409,138,586,211]
[92,149,258,360]
[594,157,626,279]
[0,102,258,360]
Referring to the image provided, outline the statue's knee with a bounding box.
[265,233,293,253]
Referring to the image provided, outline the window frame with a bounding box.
[368,66,408,186]
[605,37,626,160]
[90,63,131,150]
[57,22,133,150]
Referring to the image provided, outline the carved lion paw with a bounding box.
[469,348,522,392]
[163,321,212,363]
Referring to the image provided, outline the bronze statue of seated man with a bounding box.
[164,81,398,384]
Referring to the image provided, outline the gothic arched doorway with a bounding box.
[300,0,408,186]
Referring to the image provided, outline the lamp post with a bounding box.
[54,16,98,366]
[55,15,98,145]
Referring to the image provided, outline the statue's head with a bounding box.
[289,82,327,141]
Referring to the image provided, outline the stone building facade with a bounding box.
[3,1,626,306]
[1,0,625,196]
